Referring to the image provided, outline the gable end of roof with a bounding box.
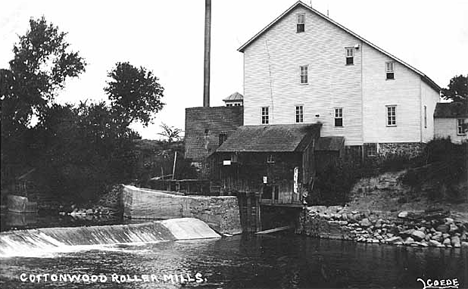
[238,1,440,93]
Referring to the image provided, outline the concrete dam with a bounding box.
[0,218,220,258]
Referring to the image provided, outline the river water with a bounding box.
[1,228,466,289]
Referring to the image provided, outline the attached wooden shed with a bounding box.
[315,136,345,172]
[210,123,322,205]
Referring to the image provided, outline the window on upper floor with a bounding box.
[300,65,308,84]
[334,108,343,127]
[262,107,269,124]
[295,105,304,123]
[457,119,466,135]
[386,61,395,80]
[297,14,305,33]
[387,105,397,126]
[345,48,354,65]
[227,103,233,107]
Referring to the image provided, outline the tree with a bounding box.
[1,17,86,187]
[441,74,468,102]
[29,101,140,201]
[158,122,183,143]
[104,62,165,126]
[7,16,86,120]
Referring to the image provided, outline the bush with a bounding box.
[312,161,361,205]
[401,138,467,201]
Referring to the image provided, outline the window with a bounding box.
[295,105,304,123]
[300,65,308,84]
[262,107,269,124]
[424,106,427,128]
[334,108,343,127]
[345,48,354,65]
[267,154,275,164]
[219,132,227,146]
[227,103,233,107]
[365,143,377,157]
[387,105,396,126]
[386,62,395,80]
[457,119,466,135]
[297,14,305,33]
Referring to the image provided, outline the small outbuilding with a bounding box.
[210,123,322,205]
[434,102,468,143]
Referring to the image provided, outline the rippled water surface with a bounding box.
[1,233,466,289]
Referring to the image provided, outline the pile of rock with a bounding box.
[64,205,119,217]
[97,184,123,209]
[299,206,468,249]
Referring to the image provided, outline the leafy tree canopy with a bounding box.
[158,122,183,143]
[104,62,165,126]
[441,74,468,102]
[9,16,86,117]
[1,17,86,167]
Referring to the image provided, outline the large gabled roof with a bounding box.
[216,123,321,153]
[238,1,440,92]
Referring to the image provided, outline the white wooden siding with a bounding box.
[242,5,439,145]
[420,81,440,142]
[361,43,424,143]
[434,118,468,144]
[244,6,363,145]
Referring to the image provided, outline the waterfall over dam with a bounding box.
[0,218,220,258]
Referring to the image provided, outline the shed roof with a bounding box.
[216,123,321,153]
[237,1,440,92]
[223,92,244,102]
[315,137,345,151]
[434,102,468,118]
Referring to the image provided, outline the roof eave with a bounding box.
[238,1,303,53]
[421,75,441,92]
[237,1,441,93]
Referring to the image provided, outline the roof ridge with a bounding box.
[238,1,440,92]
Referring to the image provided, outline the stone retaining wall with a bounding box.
[297,206,468,249]
[378,142,425,158]
[122,185,242,234]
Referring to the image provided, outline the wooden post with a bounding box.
[255,192,262,232]
[246,192,252,232]
[172,151,177,180]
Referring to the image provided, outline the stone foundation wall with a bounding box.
[122,185,242,234]
[297,206,468,248]
[378,142,425,159]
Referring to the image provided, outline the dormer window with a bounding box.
[297,14,305,33]
[386,62,395,80]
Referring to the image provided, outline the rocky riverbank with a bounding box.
[59,185,123,218]
[298,206,468,249]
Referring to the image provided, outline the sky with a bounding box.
[1,0,467,140]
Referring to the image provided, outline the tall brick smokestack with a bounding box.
[203,0,211,107]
